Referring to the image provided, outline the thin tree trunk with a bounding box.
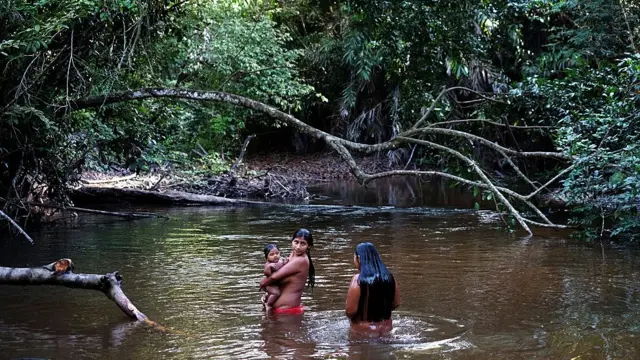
[230,134,256,172]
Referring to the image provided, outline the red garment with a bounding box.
[272,305,305,315]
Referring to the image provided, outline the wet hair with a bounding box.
[264,243,279,259]
[353,242,395,322]
[292,228,315,289]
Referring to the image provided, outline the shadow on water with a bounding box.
[1,179,640,359]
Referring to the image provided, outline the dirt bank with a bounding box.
[78,152,400,202]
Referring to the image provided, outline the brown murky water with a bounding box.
[1,179,639,359]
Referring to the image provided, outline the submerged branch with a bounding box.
[72,187,269,206]
[38,203,167,219]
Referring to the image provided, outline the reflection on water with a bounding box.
[1,182,640,359]
[308,177,494,209]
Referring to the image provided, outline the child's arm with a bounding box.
[260,256,303,289]
[271,260,286,272]
[264,263,274,277]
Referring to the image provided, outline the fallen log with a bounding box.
[0,197,166,220]
[72,187,268,206]
[80,174,137,184]
[0,259,147,321]
[35,202,166,219]
[65,206,166,219]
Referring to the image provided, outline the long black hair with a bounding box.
[353,242,395,322]
[293,228,315,289]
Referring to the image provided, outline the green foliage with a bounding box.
[290,0,501,142]
[0,0,314,217]
[503,1,640,241]
[531,0,636,74]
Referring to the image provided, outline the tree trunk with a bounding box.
[0,259,147,321]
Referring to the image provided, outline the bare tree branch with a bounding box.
[426,118,556,129]
[522,218,572,229]
[494,147,539,190]
[411,86,507,130]
[326,141,568,230]
[0,260,146,321]
[0,209,34,244]
[66,30,74,107]
[68,88,402,153]
[397,136,533,235]
[524,165,576,200]
[412,85,448,130]
[401,127,570,160]
[67,87,575,234]
[619,0,637,51]
[403,145,417,170]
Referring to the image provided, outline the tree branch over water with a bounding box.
[0,210,34,244]
[69,87,575,235]
[0,259,147,321]
[0,259,185,334]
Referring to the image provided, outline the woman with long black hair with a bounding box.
[260,228,315,314]
[345,242,400,333]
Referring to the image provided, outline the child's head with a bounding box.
[264,243,281,263]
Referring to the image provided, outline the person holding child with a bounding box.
[260,228,315,314]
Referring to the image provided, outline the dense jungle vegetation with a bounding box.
[1,0,638,240]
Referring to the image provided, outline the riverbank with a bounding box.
[78,152,401,202]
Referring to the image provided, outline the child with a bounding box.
[262,244,287,309]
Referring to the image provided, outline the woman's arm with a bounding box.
[392,278,401,310]
[345,274,360,319]
[259,256,303,288]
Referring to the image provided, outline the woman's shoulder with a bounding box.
[288,254,310,265]
[350,274,360,287]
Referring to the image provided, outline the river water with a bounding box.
[1,179,639,359]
